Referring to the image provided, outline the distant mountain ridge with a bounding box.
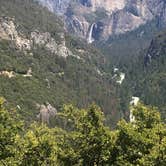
[37,0,166,42]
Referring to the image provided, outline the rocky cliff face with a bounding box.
[0,17,72,58]
[81,0,126,12]
[37,0,166,42]
[36,0,70,15]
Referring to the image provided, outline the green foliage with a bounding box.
[127,30,166,120]
[101,26,166,122]
[0,0,121,127]
[16,123,59,165]
[0,97,23,165]
[0,100,166,165]
[56,104,114,165]
[0,0,63,40]
[0,0,165,132]
[112,104,166,165]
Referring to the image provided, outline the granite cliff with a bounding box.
[37,0,166,42]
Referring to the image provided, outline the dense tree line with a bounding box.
[0,97,165,165]
[0,0,121,127]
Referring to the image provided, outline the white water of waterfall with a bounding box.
[87,23,95,43]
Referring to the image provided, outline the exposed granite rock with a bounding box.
[31,30,58,54]
[0,17,73,58]
[83,0,126,13]
[0,68,33,78]
[31,30,72,57]
[37,103,57,124]
[66,15,90,38]
[0,17,31,50]
[37,0,166,41]
[86,0,166,40]
[23,68,33,77]
[0,71,15,78]
[101,9,146,40]
[36,0,70,15]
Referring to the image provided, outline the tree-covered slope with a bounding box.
[0,0,165,128]
[118,29,166,120]
[0,0,123,126]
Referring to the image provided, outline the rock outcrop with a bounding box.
[36,0,70,15]
[0,17,72,58]
[0,17,31,50]
[37,103,57,124]
[0,71,15,78]
[0,68,32,78]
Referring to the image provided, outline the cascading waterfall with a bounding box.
[87,23,95,43]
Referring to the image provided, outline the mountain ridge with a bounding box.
[37,0,166,42]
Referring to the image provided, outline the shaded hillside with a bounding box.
[121,29,166,120]
[37,0,166,42]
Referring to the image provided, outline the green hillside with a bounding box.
[0,0,165,127]
[0,0,165,165]
[107,28,166,121]
[0,0,123,126]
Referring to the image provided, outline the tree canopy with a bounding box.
[0,99,165,165]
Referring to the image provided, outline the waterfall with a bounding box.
[87,23,95,43]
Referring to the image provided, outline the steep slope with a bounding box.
[120,29,166,120]
[0,0,125,126]
[36,0,70,15]
[37,0,166,42]
[145,30,166,65]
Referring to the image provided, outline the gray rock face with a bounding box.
[37,103,57,124]
[0,17,72,58]
[36,0,70,15]
[31,30,58,54]
[31,31,72,57]
[37,0,166,41]
[65,15,89,38]
[0,17,31,50]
